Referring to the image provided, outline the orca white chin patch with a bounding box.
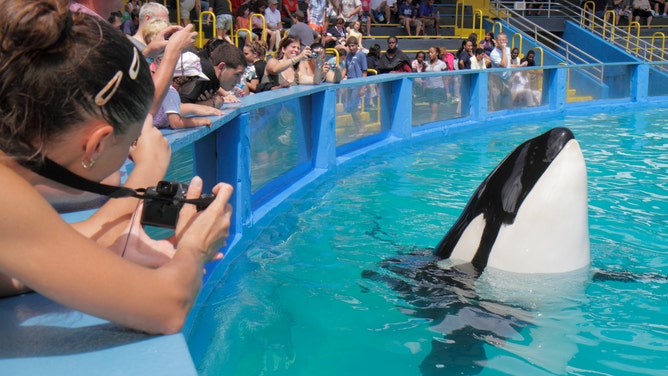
[487,139,590,273]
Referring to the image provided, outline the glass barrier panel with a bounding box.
[488,70,514,112]
[648,64,668,97]
[250,99,312,193]
[411,74,469,125]
[335,83,382,146]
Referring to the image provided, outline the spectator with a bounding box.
[283,0,301,28]
[70,0,119,19]
[348,19,364,42]
[344,36,368,135]
[289,10,320,47]
[367,43,381,70]
[398,0,422,36]
[418,0,440,36]
[377,36,411,73]
[308,0,329,33]
[324,16,348,48]
[423,46,447,122]
[235,4,255,49]
[108,11,123,29]
[470,47,490,70]
[651,0,666,17]
[370,0,391,24]
[633,0,654,25]
[122,8,140,36]
[181,39,234,106]
[265,0,283,51]
[210,0,234,43]
[341,0,362,23]
[605,0,632,24]
[210,42,247,92]
[520,49,536,66]
[129,2,170,55]
[153,52,224,129]
[345,36,367,79]
[179,0,202,26]
[243,40,274,92]
[0,0,233,334]
[458,39,474,70]
[411,51,427,72]
[490,32,514,69]
[510,47,521,66]
[263,36,312,86]
[479,30,495,55]
[360,0,372,36]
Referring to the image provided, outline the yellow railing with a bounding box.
[196,11,217,48]
[250,13,267,44]
[650,32,666,61]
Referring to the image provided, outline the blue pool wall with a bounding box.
[1,25,667,374]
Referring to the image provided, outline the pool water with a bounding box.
[189,108,668,375]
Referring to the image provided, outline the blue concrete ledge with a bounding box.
[0,293,196,375]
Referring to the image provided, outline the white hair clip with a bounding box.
[94,70,123,106]
[129,47,140,80]
[94,48,141,106]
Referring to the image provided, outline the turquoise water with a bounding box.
[190,108,668,375]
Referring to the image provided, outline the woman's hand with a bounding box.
[298,46,312,61]
[129,114,171,179]
[173,177,234,262]
[108,202,176,268]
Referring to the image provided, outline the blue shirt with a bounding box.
[346,50,368,79]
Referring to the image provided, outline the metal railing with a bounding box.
[489,3,606,83]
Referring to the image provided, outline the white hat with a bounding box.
[173,52,209,81]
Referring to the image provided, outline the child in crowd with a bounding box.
[153,52,224,128]
[412,51,427,72]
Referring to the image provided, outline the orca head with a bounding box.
[435,127,590,274]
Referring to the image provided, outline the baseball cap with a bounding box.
[173,52,209,81]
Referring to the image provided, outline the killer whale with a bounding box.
[362,127,592,374]
[434,127,590,273]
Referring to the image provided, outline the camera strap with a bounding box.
[20,157,144,199]
[21,157,214,207]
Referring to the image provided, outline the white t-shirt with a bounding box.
[265,7,282,28]
[490,46,511,69]
[424,59,447,89]
[154,86,181,128]
[470,56,487,70]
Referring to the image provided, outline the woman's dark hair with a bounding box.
[368,43,381,58]
[415,51,425,59]
[236,3,249,17]
[0,0,154,161]
[276,35,301,60]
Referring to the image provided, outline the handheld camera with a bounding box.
[141,181,215,229]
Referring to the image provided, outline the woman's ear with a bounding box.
[82,122,115,165]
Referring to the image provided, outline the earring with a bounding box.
[81,159,96,169]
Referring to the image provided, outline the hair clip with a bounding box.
[129,48,140,80]
[95,71,123,106]
[94,48,141,106]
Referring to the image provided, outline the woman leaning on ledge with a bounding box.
[0,0,233,334]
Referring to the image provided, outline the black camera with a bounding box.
[141,181,215,229]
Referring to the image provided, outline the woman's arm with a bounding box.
[180,103,225,117]
[0,171,233,334]
[167,113,213,129]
